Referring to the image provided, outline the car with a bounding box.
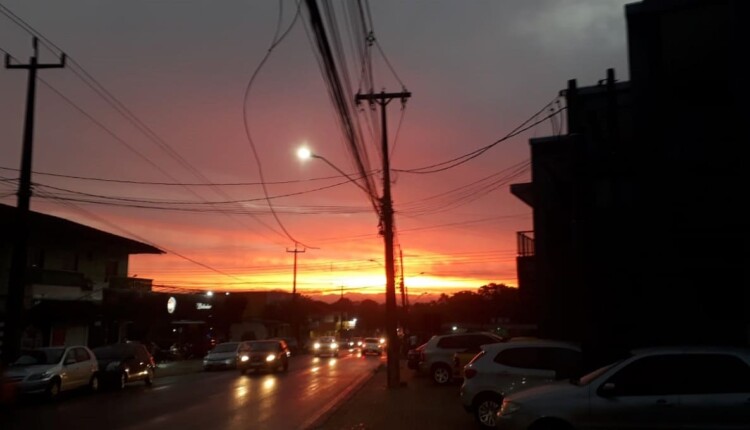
[407,343,426,370]
[452,348,482,380]
[495,346,750,430]
[312,336,339,358]
[203,341,243,370]
[347,337,364,351]
[269,337,300,355]
[459,339,582,428]
[2,346,99,399]
[237,339,290,374]
[417,331,504,385]
[361,337,383,356]
[92,342,156,390]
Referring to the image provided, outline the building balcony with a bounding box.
[517,231,535,257]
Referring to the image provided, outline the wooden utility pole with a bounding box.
[355,89,411,388]
[2,37,65,364]
[287,245,305,344]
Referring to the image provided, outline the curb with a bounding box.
[300,363,384,430]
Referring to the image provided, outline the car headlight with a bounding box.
[330,343,337,349]
[27,371,53,381]
[499,400,521,416]
[313,342,321,349]
[240,355,249,362]
[266,354,276,362]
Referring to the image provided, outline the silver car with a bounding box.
[460,339,581,428]
[203,342,243,370]
[496,346,750,430]
[2,346,100,399]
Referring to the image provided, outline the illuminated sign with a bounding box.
[196,302,212,310]
[167,296,176,314]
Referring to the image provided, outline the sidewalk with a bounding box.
[312,360,475,430]
[154,359,203,378]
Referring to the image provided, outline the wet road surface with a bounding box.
[1,351,383,430]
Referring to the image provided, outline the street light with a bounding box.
[298,143,402,388]
[297,147,372,196]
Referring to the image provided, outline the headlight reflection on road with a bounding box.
[262,378,275,391]
[328,358,336,367]
[311,366,320,373]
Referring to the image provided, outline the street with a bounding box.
[1,352,383,430]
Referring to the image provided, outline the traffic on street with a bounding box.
[1,349,383,430]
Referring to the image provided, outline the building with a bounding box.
[0,203,163,348]
[512,0,749,357]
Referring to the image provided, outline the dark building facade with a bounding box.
[512,0,749,358]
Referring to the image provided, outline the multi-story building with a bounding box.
[0,203,162,348]
[512,0,749,360]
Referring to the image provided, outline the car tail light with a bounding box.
[464,368,477,379]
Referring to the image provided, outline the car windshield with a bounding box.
[13,348,65,366]
[364,338,379,343]
[318,338,336,343]
[210,343,239,353]
[247,341,278,352]
[92,344,134,360]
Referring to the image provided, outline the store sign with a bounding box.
[167,296,177,314]
[196,302,212,310]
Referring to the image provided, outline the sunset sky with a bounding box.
[0,0,632,301]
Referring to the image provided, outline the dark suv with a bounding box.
[237,339,291,374]
[92,342,156,389]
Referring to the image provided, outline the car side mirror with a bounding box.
[598,382,617,397]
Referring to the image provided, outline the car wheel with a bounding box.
[144,368,154,386]
[46,378,61,400]
[89,374,100,393]
[117,372,127,390]
[474,393,503,428]
[431,363,452,385]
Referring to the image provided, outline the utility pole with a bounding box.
[355,89,411,388]
[2,37,65,365]
[287,245,305,345]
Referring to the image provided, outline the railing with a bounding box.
[109,276,153,292]
[517,231,535,257]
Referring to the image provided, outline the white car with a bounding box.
[460,339,582,428]
[2,346,100,399]
[496,346,750,430]
[418,331,504,385]
[312,336,339,358]
[361,338,383,356]
[203,341,243,370]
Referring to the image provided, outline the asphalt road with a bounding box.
[1,351,383,430]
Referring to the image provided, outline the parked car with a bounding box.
[92,342,156,389]
[237,339,290,374]
[495,346,750,430]
[417,331,504,385]
[2,346,99,399]
[203,341,243,370]
[361,338,383,356]
[407,343,426,370]
[459,339,582,428]
[312,336,340,358]
[452,348,482,380]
